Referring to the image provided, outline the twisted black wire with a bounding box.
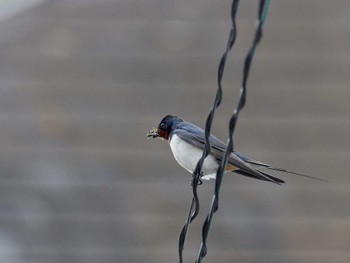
[177,1,240,262]
[196,1,270,262]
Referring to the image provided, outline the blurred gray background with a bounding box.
[0,0,349,262]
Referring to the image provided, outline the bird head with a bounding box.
[147,115,183,140]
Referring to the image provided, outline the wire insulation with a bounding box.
[178,1,271,262]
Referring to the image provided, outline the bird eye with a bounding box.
[160,123,165,128]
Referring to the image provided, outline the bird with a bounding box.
[147,115,325,184]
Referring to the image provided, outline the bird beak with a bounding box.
[147,128,159,139]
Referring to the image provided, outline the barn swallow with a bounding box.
[147,115,325,184]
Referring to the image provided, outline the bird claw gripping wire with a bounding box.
[191,173,203,187]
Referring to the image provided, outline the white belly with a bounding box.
[169,134,219,179]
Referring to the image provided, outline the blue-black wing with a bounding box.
[172,122,283,184]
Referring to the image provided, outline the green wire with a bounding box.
[261,0,271,25]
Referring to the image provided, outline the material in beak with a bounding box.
[147,128,159,139]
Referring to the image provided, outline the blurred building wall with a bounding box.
[0,1,349,262]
